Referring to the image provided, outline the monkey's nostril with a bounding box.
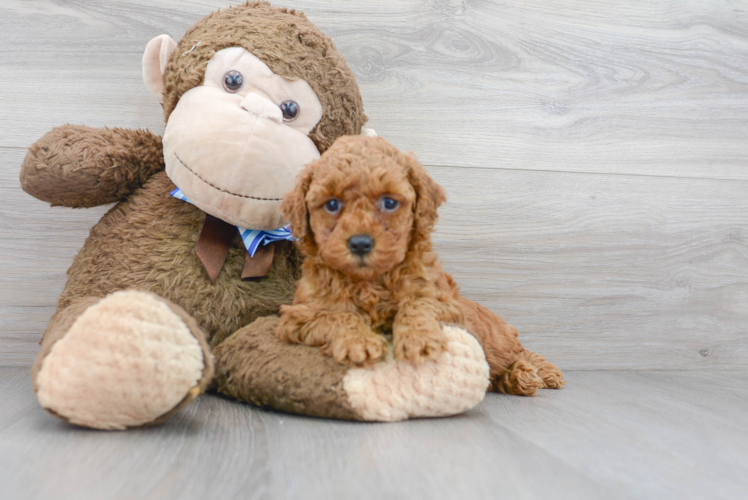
[347,234,374,256]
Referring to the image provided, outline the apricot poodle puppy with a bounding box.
[277,136,564,396]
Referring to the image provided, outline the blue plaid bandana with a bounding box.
[171,188,293,257]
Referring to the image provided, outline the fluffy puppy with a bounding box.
[278,136,564,395]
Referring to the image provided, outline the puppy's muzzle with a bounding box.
[347,234,374,256]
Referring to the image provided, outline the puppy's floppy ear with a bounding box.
[281,165,316,255]
[406,153,447,247]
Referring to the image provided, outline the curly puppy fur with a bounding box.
[278,136,565,395]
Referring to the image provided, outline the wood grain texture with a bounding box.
[1,0,747,179]
[0,147,108,365]
[1,367,746,500]
[431,166,748,370]
[1,0,747,369]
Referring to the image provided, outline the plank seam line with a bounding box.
[422,164,748,184]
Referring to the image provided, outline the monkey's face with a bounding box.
[161,47,323,229]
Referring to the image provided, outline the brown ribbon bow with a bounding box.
[194,214,275,282]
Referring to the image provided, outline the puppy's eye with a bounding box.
[380,197,399,212]
[280,100,300,121]
[223,70,244,93]
[324,198,343,214]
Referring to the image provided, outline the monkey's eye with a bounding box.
[380,197,399,212]
[223,70,244,93]
[280,100,300,121]
[324,198,343,215]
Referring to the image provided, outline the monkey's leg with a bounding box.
[214,316,360,420]
[213,317,490,422]
[458,297,564,396]
[33,291,214,430]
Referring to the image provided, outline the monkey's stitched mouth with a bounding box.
[174,152,283,201]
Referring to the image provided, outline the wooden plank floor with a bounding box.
[1,367,746,500]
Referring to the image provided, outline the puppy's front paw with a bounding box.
[326,333,388,367]
[394,329,448,363]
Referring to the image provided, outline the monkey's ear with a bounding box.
[142,35,177,103]
[281,167,316,256]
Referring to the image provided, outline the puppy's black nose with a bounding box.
[348,234,374,256]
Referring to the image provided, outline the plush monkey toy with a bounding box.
[20,2,513,429]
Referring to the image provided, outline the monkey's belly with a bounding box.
[55,171,301,344]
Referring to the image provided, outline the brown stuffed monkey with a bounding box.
[19,2,561,430]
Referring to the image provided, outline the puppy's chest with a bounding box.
[349,285,399,331]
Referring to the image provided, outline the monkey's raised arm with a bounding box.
[20,125,164,208]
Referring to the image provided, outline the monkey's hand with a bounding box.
[20,125,164,208]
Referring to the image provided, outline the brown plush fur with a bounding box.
[20,2,366,347]
[20,126,164,208]
[213,316,359,420]
[52,171,302,346]
[279,136,565,394]
[163,1,367,152]
[19,2,372,425]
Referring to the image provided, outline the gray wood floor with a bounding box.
[1,367,746,500]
